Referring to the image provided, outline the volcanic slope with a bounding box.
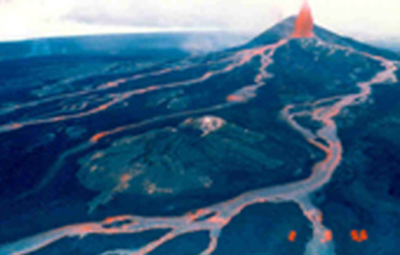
[0,11,399,255]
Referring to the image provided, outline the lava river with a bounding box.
[0,24,399,255]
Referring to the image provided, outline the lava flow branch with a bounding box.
[0,36,284,135]
[0,37,398,255]
[10,37,290,208]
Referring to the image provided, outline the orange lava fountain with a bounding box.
[292,0,314,38]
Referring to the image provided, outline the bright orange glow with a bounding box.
[288,231,297,242]
[351,230,368,242]
[321,230,333,243]
[226,95,246,102]
[120,174,132,183]
[292,0,314,38]
[360,230,368,241]
[98,105,109,111]
[90,132,109,143]
[208,216,227,224]
[351,230,358,241]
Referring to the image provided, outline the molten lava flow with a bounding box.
[351,230,368,242]
[292,0,314,38]
[288,231,297,242]
[1,31,399,255]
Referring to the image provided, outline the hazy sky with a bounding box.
[0,0,399,42]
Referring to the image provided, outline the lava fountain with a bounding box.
[292,0,314,38]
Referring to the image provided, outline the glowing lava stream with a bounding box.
[90,39,288,143]
[11,39,288,204]
[0,56,235,117]
[0,39,398,255]
[0,40,284,135]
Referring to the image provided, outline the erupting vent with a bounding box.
[292,0,314,38]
